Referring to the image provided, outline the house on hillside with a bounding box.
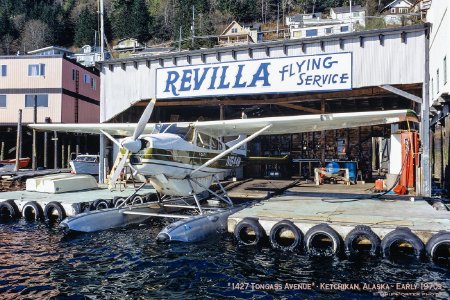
[411,0,432,21]
[113,38,144,52]
[218,21,262,46]
[290,20,353,39]
[380,0,414,25]
[286,10,355,39]
[330,5,366,28]
[74,45,110,67]
[285,13,322,27]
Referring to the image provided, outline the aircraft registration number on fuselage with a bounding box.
[225,156,241,167]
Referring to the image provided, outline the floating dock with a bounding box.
[0,173,156,222]
[226,179,300,200]
[228,183,449,252]
[1,185,155,216]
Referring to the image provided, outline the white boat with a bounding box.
[69,154,99,175]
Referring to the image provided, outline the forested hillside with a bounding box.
[0,0,394,55]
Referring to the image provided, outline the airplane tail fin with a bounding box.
[225,112,247,156]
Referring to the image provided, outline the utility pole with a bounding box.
[99,0,106,183]
[349,0,353,32]
[191,5,195,48]
[99,0,105,61]
[14,109,22,172]
[276,2,280,38]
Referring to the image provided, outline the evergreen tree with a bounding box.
[130,0,150,42]
[0,9,11,38]
[111,0,132,39]
[74,7,97,47]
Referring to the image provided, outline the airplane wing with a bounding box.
[29,122,188,136]
[29,123,147,136]
[29,109,417,137]
[192,109,418,137]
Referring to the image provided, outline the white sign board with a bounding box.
[156,52,352,99]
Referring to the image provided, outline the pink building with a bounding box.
[0,55,100,125]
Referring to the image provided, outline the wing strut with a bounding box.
[189,124,272,176]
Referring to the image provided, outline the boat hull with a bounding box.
[69,161,99,175]
[0,157,31,169]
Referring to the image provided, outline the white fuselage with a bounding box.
[122,133,243,196]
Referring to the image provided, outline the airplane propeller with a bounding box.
[104,98,156,187]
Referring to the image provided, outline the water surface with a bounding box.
[0,219,448,299]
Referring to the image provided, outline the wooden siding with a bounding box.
[100,26,427,122]
[0,93,62,123]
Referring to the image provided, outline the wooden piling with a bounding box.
[67,144,71,167]
[53,131,58,169]
[61,142,65,169]
[43,132,48,168]
[32,96,37,170]
[14,109,22,171]
[0,141,4,161]
[76,136,80,156]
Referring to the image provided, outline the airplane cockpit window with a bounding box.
[210,137,219,150]
[195,132,222,150]
[156,124,194,141]
[196,132,210,149]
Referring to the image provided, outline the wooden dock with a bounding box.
[226,179,300,200]
[228,183,450,243]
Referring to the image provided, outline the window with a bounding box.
[436,69,440,93]
[391,8,396,13]
[91,78,96,90]
[231,28,237,33]
[325,27,333,34]
[25,94,48,107]
[399,8,408,13]
[72,69,76,81]
[340,26,349,32]
[1,65,6,76]
[353,12,359,17]
[293,31,302,38]
[84,74,91,84]
[28,64,45,76]
[306,29,318,37]
[196,132,210,149]
[0,95,6,107]
[444,57,447,84]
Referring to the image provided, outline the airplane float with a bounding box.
[30,98,418,242]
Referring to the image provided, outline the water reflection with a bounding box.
[0,220,448,299]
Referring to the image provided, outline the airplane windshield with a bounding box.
[154,124,194,141]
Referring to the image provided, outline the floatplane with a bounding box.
[30,98,417,242]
